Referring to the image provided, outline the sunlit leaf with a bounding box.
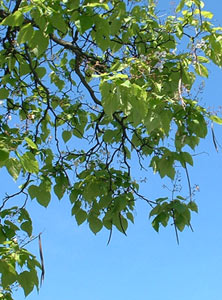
[25,137,38,150]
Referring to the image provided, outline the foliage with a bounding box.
[0,0,221,297]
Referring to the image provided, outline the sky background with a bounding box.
[5,0,222,299]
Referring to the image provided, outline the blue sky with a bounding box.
[9,0,222,299]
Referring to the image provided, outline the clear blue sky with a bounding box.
[9,1,222,299]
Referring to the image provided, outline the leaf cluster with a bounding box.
[0,0,221,297]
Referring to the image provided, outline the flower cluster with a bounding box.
[153,51,167,72]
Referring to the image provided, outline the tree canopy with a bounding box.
[0,0,222,298]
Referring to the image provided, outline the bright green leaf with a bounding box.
[5,158,21,181]
[176,0,186,13]
[17,23,34,44]
[195,62,208,77]
[1,11,24,26]
[20,152,39,174]
[25,137,38,150]
[210,115,222,124]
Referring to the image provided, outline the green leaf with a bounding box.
[101,83,120,117]
[36,189,51,207]
[0,149,9,162]
[75,209,87,225]
[31,8,46,30]
[160,110,172,134]
[70,189,79,203]
[54,184,64,200]
[17,23,34,44]
[75,16,94,34]
[176,195,186,200]
[126,212,134,223]
[25,137,38,150]
[84,2,109,10]
[129,90,147,126]
[28,185,39,200]
[103,129,119,143]
[19,62,31,76]
[175,214,186,232]
[149,205,161,218]
[20,152,39,174]
[158,156,175,179]
[69,0,80,9]
[0,88,9,99]
[113,213,128,234]
[197,56,210,63]
[156,197,168,203]
[54,175,68,200]
[181,151,193,166]
[173,201,187,214]
[20,221,32,237]
[1,11,24,26]
[188,115,207,138]
[18,271,35,297]
[152,212,169,232]
[110,19,122,36]
[30,30,49,56]
[195,63,208,77]
[184,135,200,150]
[5,158,21,181]
[71,200,81,215]
[36,67,46,78]
[114,195,128,211]
[200,10,213,19]
[176,0,185,12]
[176,23,183,38]
[62,130,72,143]
[145,113,161,134]
[210,115,222,124]
[188,201,198,213]
[0,260,17,288]
[34,180,51,207]
[50,72,65,90]
[50,13,67,34]
[120,80,131,88]
[88,216,103,234]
